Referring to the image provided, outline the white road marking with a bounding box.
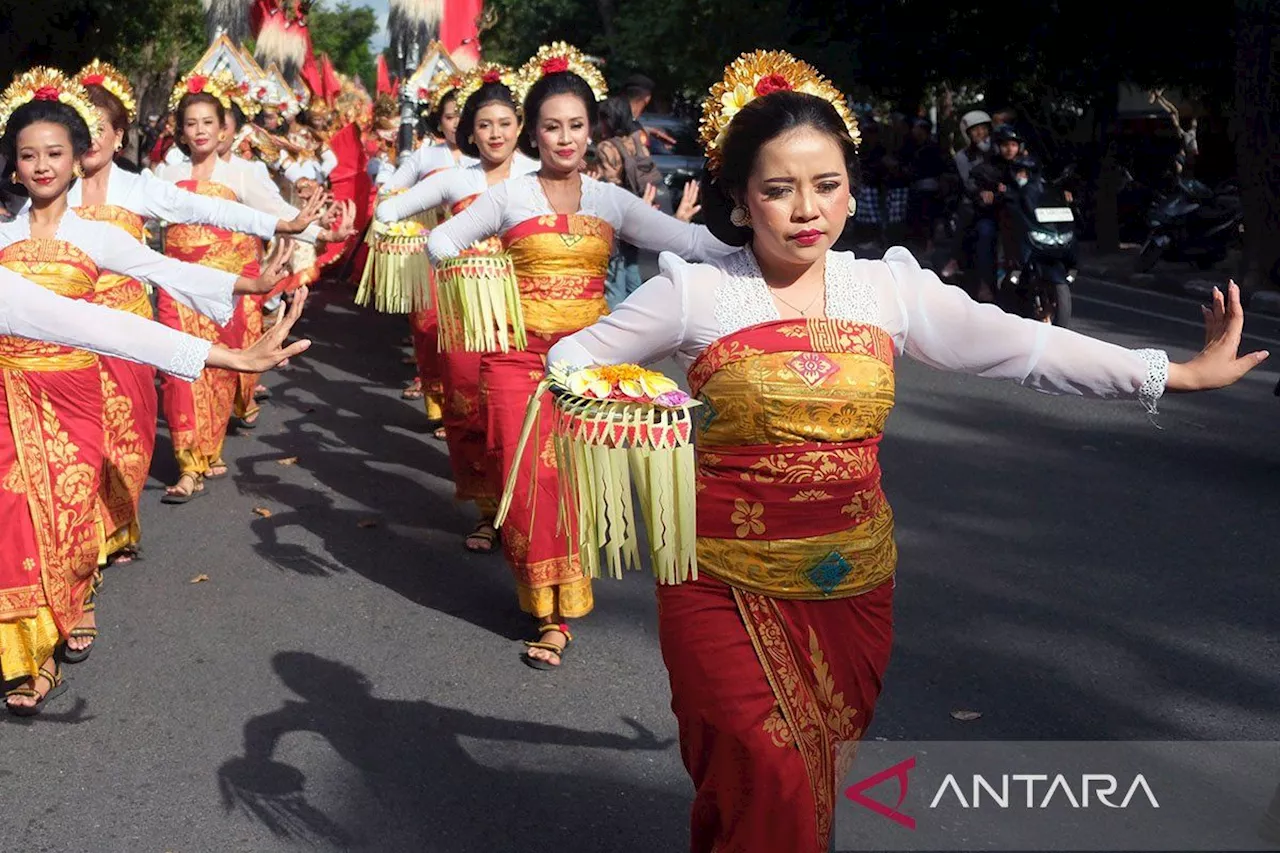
[1074,291,1280,349]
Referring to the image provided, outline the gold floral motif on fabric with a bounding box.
[695,353,895,448]
[97,366,147,539]
[731,499,766,537]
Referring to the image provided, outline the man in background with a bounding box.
[623,74,677,147]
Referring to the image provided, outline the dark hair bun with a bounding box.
[700,171,752,247]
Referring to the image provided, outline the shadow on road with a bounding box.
[218,651,681,850]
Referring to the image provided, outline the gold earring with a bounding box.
[7,172,15,183]
[730,205,751,227]
[73,163,84,178]
[114,140,123,152]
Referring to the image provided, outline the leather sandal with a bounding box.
[6,660,66,716]
[62,575,101,664]
[522,623,572,670]
[464,521,499,553]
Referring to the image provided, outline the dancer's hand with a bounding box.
[208,287,312,373]
[1167,282,1269,391]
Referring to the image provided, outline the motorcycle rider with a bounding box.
[940,109,997,301]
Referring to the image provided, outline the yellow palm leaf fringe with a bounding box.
[495,381,699,585]
[355,219,432,313]
[434,252,526,353]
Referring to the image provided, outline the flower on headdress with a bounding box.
[34,85,61,101]
[754,74,792,97]
[81,74,104,86]
[417,87,429,100]
[719,83,752,123]
[482,69,502,84]
[187,75,208,94]
[542,56,570,75]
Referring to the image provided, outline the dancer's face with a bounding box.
[82,107,122,174]
[438,96,461,145]
[533,93,589,173]
[743,127,850,269]
[471,102,520,166]
[14,121,77,202]
[181,102,222,157]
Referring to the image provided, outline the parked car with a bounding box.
[640,114,707,220]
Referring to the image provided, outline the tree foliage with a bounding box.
[309,1,380,91]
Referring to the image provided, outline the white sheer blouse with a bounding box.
[378,143,480,192]
[150,156,322,244]
[427,173,738,264]
[549,247,1170,409]
[374,153,540,223]
[0,266,210,381]
[0,211,237,326]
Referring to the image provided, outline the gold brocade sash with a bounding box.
[689,318,898,600]
[167,180,262,275]
[503,214,612,337]
[0,239,100,368]
[76,204,153,319]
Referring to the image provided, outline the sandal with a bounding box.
[433,425,447,441]
[62,575,101,664]
[205,462,229,480]
[464,521,499,553]
[254,386,272,402]
[161,473,206,504]
[6,660,67,716]
[401,378,424,400]
[522,623,572,670]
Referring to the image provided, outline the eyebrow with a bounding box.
[763,172,843,184]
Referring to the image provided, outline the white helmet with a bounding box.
[960,110,992,135]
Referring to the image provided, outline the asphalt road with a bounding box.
[6,270,1279,853]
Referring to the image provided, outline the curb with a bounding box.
[1082,265,1280,318]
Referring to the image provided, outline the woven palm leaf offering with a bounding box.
[433,242,525,353]
[355,217,432,313]
[496,363,700,584]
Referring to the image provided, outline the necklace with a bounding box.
[767,261,826,317]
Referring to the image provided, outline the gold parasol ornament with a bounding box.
[168,70,235,113]
[497,363,700,585]
[77,59,138,123]
[515,42,607,104]
[699,50,859,173]
[453,63,521,113]
[0,67,102,140]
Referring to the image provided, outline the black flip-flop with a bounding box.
[61,627,98,664]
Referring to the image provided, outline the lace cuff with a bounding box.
[168,337,211,382]
[1135,348,1169,414]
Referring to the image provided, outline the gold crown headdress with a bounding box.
[700,50,859,173]
[229,77,264,119]
[169,70,234,113]
[77,59,138,124]
[0,67,103,140]
[427,68,467,108]
[454,63,521,112]
[516,42,607,104]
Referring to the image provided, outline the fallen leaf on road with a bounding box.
[252,506,273,518]
[304,407,316,413]
[950,710,982,721]
[277,456,299,466]
[190,574,209,584]
[357,518,380,528]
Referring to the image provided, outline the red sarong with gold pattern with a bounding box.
[0,240,105,680]
[439,193,494,510]
[484,213,614,618]
[75,204,156,558]
[158,180,255,476]
[660,318,899,853]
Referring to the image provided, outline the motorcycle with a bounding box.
[996,163,1079,327]
[1136,178,1243,273]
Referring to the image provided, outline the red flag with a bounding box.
[376,55,393,96]
[321,54,342,106]
[300,51,324,102]
[441,0,483,64]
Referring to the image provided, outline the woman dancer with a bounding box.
[73,59,324,568]
[0,71,288,713]
[382,72,478,410]
[150,73,346,502]
[375,65,536,552]
[428,43,737,669]
[545,51,1266,851]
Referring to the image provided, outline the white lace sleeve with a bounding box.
[609,182,738,261]
[426,181,507,262]
[548,273,688,370]
[139,173,278,239]
[75,218,237,326]
[0,266,209,380]
[877,247,1168,407]
[376,169,453,222]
